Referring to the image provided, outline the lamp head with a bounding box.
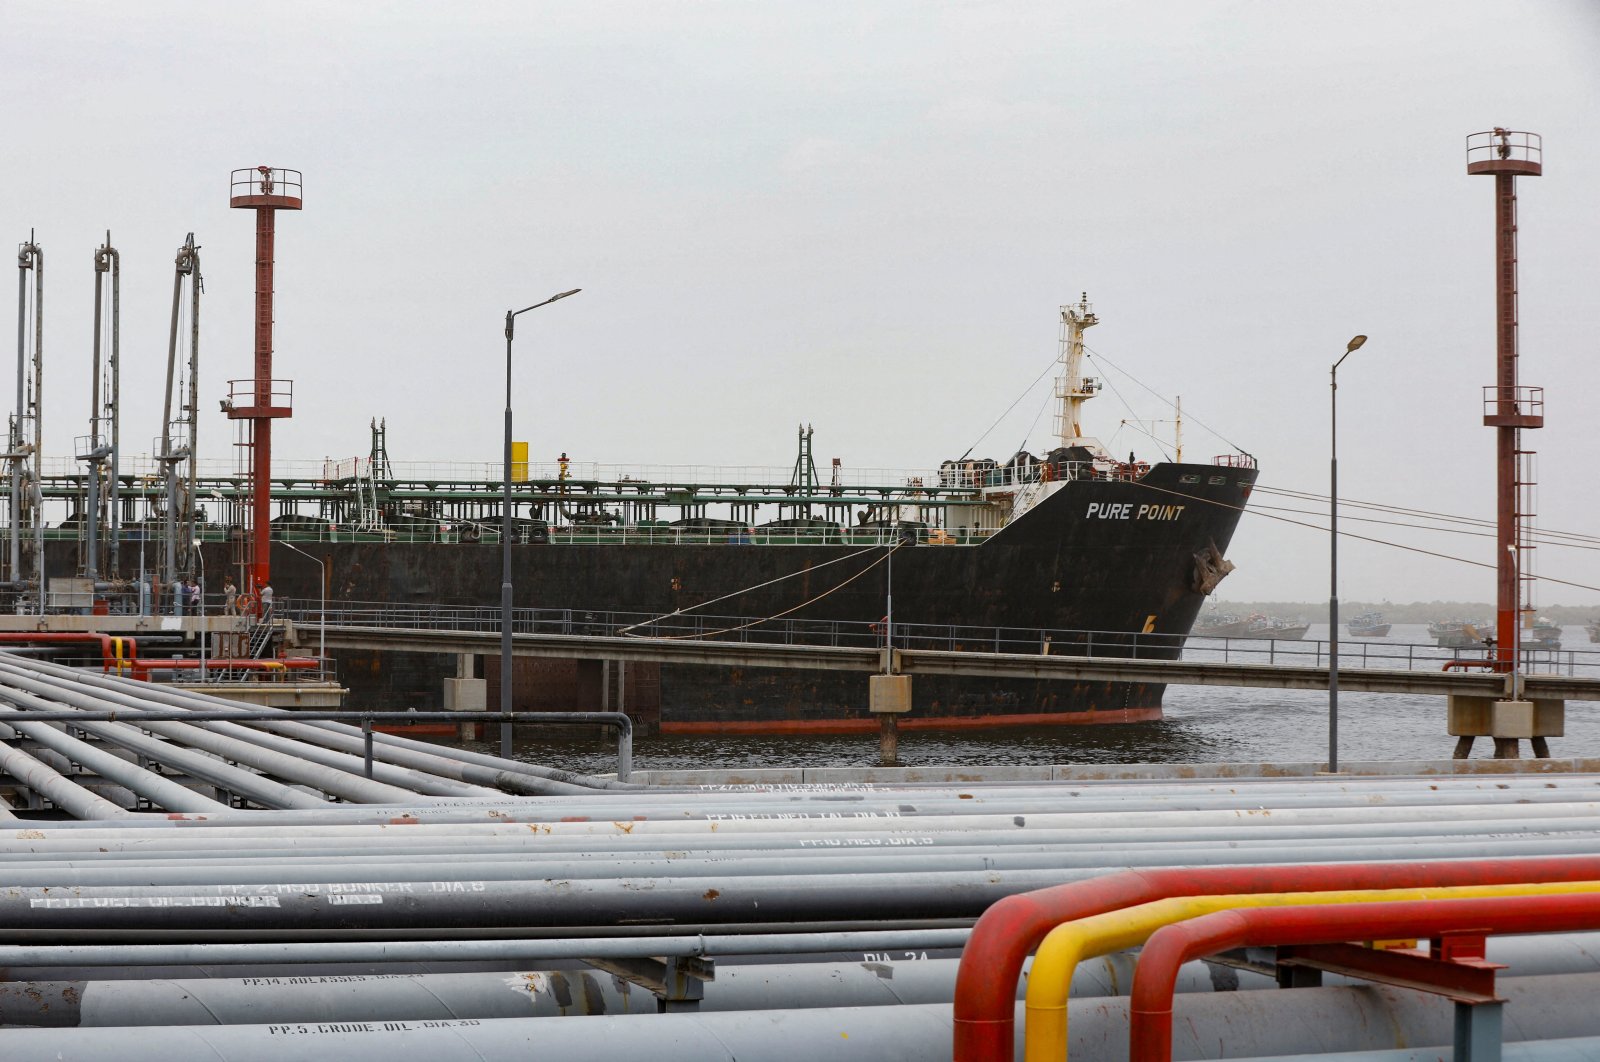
[1346,335,1367,353]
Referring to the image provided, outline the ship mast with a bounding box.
[1174,395,1183,462]
[1053,294,1101,451]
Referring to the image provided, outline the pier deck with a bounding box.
[303,622,1600,701]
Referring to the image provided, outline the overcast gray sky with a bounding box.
[3,1,1597,604]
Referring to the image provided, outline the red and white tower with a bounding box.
[1467,129,1542,673]
[226,167,301,600]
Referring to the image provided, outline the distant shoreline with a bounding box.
[1204,601,1598,625]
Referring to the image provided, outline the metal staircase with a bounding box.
[246,616,275,659]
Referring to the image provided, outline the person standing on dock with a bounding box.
[222,576,237,615]
[259,583,274,620]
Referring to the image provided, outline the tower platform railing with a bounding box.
[228,167,303,208]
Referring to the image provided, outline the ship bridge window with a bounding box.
[1178,474,1201,485]
[1207,475,1227,485]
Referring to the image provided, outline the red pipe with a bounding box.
[1128,892,1600,1061]
[128,658,317,679]
[130,658,315,670]
[0,632,136,673]
[951,856,1600,1061]
[0,634,314,681]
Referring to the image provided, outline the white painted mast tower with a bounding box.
[1053,293,1106,455]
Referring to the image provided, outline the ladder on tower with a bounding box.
[1515,447,1538,629]
[354,417,393,531]
[230,415,259,596]
[350,459,382,532]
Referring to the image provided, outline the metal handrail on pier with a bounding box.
[280,601,1600,680]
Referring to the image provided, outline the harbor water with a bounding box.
[444,624,1600,774]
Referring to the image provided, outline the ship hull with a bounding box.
[151,461,1255,733]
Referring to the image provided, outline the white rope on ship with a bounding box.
[620,543,902,641]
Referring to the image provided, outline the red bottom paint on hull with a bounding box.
[659,706,1163,735]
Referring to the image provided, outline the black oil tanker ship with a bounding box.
[29,298,1256,733]
[253,297,1254,732]
[293,451,1254,732]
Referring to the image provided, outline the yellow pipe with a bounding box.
[1022,877,1600,1062]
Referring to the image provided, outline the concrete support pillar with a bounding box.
[1448,695,1562,760]
[869,672,911,768]
[445,653,486,740]
[878,715,898,767]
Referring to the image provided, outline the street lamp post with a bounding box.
[502,288,582,759]
[280,540,327,664]
[1328,333,1368,773]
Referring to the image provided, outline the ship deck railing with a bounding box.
[31,455,1024,490]
[23,456,1133,513]
[276,602,1600,679]
[12,523,1003,547]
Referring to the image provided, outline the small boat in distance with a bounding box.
[1528,617,1562,649]
[1194,611,1308,641]
[1429,619,1488,649]
[1193,612,1255,638]
[1248,616,1310,640]
[1347,612,1391,638]
[1429,618,1560,651]
[1587,620,1600,644]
